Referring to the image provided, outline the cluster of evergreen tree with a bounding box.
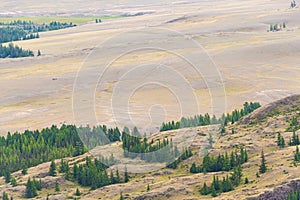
[0,43,34,58]
[291,0,297,8]
[0,27,36,43]
[122,128,185,163]
[289,131,300,146]
[36,21,76,32]
[200,165,243,197]
[269,23,286,32]
[95,19,102,23]
[287,116,300,132]
[287,190,300,200]
[25,177,42,198]
[77,125,121,150]
[0,124,86,177]
[190,147,248,173]
[0,20,76,58]
[166,148,193,169]
[65,157,128,190]
[277,130,300,149]
[277,132,285,148]
[160,102,261,132]
[0,20,76,33]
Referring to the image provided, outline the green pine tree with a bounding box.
[55,181,60,192]
[5,169,11,183]
[11,177,17,187]
[294,146,300,162]
[2,192,9,200]
[211,184,217,197]
[49,160,57,176]
[25,178,38,198]
[124,166,129,183]
[259,150,267,174]
[199,182,210,195]
[190,162,197,173]
[22,168,28,175]
[120,192,124,200]
[75,188,81,196]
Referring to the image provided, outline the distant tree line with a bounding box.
[0,124,86,178]
[0,27,39,43]
[0,20,76,33]
[0,43,34,58]
[77,125,121,150]
[190,147,248,173]
[122,129,181,163]
[0,20,76,58]
[269,23,286,32]
[160,102,261,132]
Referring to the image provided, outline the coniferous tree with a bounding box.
[75,188,81,196]
[287,190,300,200]
[277,132,285,148]
[147,184,150,192]
[211,184,217,197]
[73,164,79,179]
[11,177,17,187]
[5,169,11,183]
[120,192,124,200]
[190,162,197,173]
[231,165,242,186]
[25,178,37,198]
[259,150,267,174]
[124,166,129,183]
[55,181,60,192]
[270,24,273,31]
[245,177,249,184]
[110,170,115,184]
[115,169,120,183]
[33,178,42,191]
[2,192,9,200]
[294,146,300,162]
[199,182,210,195]
[49,160,57,176]
[22,168,28,175]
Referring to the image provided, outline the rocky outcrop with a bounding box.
[247,180,300,200]
[134,187,175,200]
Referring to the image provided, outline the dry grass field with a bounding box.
[0,0,300,135]
[1,1,300,199]
[0,0,300,134]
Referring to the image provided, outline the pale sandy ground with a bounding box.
[1,0,300,135]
